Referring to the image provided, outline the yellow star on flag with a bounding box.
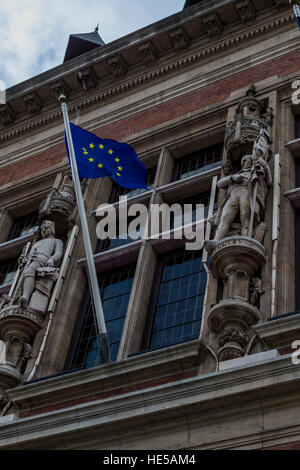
[82,147,88,155]
[98,163,103,168]
[108,149,114,155]
[89,158,94,162]
[117,166,123,171]
[89,143,95,149]
[99,144,104,150]
[115,158,120,162]
[116,173,121,177]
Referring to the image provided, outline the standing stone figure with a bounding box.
[19,220,63,309]
[205,130,272,253]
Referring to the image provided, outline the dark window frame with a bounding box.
[172,143,223,182]
[8,211,39,241]
[64,264,136,371]
[141,248,206,352]
[0,256,19,288]
[295,114,300,140]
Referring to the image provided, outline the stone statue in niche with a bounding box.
[19,220,63,309]
[205,129,272,253]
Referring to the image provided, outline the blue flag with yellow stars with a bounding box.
[66,123,147,189]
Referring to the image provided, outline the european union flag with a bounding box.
[66,123,147,189]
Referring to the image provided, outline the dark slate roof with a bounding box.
[183,0,206,8]
[63,29,105,63]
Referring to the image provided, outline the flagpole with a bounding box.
[59,94,111,363]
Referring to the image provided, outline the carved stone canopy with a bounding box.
[225,85,273,164]
[39,172,76,236]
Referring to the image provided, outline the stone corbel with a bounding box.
[235,0,256,22]
[50,79,70,100]
[24,92,42,114]
[202,13,223,38]
[106,54,127,78]
[78,67,98,91]
[0,103,15,125]
[169,28,190,50]
[137,41,158,65]
[274,0,290,7]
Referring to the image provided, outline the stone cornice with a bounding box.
[8,340,203,412]
[0,10,295,145]
[0,353,299,449]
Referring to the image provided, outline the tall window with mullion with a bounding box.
[144,249,206,351]
[70,265,135,369]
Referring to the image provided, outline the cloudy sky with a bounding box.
[0,0,185,90]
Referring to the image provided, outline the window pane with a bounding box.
[147,249,206,351]
[8,212,39,241]
[71,265,135,369]
[0,257,19,288]
[176,144,223,181]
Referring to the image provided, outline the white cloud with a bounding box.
[0,0,185,89]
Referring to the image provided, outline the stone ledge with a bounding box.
[0,233,34,262]
[284,187,300,210]
[0,354,299,449]
[285,138,300,158]
[6,340,204,415]
[253,312,300,349]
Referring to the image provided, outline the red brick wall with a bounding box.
[2,49,300,187]
[19,370,197,418]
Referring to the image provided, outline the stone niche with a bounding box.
[205,86,273,362]
[0,174,76,413]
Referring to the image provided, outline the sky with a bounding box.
[0,0,185,90]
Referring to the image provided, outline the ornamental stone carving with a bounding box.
[202,14,223,37]
[0,104,15,125]
[24,92,42,114]
[137,41,158,65]
[50,79,70,100]
[39,172,76,234]
[106,54,127,78]
[205,129,272,254]
[225,85,273,163]
[0,391,9,410]
[18,220,63,309]
[235,0,256,22]
[78,67,98,91]
[204,86,273,362]
[169,28,190,50]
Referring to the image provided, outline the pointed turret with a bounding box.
[63,26,105,63]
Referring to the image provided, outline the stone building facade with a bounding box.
[0,0,300,450]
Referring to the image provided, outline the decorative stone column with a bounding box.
[207,236,266,361]
[205,86,273,362]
